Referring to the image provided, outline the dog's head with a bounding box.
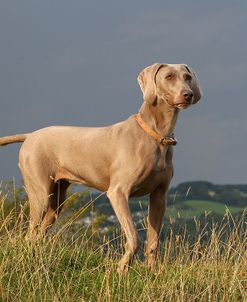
[137,63,202,109]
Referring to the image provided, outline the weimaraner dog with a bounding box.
[0,63,202,272]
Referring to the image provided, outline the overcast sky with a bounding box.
[0,0,247,186]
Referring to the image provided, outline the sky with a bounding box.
[0,0,247,187]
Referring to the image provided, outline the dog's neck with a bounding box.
[139,98,179,138]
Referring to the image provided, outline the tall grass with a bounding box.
[0,191,246,302]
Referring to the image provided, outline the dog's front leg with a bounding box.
[145,178,172,268]
[107,186,140,273]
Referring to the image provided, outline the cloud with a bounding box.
[173,112,247,184]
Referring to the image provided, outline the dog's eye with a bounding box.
[165,73,174,80]
[184,74,192,81]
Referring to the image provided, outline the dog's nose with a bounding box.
[183,91,194,102]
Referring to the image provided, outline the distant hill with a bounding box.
[1,179,246,240]
[169,181,247,207]
[1,179,247,208]
[88,180,247,208]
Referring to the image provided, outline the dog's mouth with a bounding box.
[164,96,192,109]
[175,102,191,109]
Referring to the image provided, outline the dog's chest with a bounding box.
[146,154,168,182]
[131,147,172,196]
[151,145,170,172]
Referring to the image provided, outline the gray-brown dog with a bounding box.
[0,63,202,272]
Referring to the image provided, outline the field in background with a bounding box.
[0,185,246,302]
[167,199,244,219]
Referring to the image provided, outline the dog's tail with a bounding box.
[0,134,28,146]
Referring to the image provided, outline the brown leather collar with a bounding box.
[134,114,177,146]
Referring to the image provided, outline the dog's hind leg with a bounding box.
[23,177,53,238]
[40,179,70,234]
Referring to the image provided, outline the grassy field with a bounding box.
[167,199,244,219]
[0,192,246,302]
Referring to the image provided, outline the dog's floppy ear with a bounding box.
[185,65,203,104]
[137,63,164,105]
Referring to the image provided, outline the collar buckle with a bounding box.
[160,136,177,146]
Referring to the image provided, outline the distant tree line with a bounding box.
[169,181,247,207]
